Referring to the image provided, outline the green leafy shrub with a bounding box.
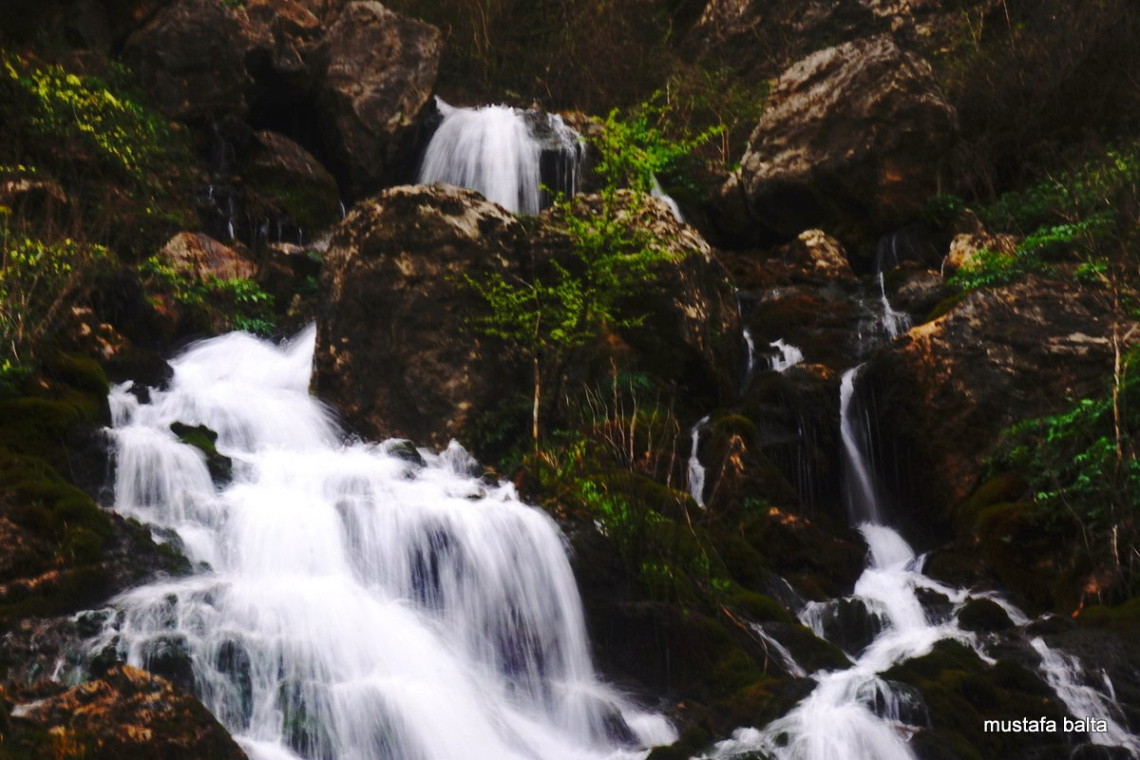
[995,348,1140,598]
[948,143,1140,294]
[141,255,276,336]
[2,53,175,176]
[592,94,726,195]
[0,231,108,381]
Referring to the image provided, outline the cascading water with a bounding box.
[687,415,710,508]
[839,366,883,525]
[650,175,684,222]
[767,340,805,373]
[876,273,910,340]
[94,327,674,760]
[417,98,584,215]
[705,366,1140,760]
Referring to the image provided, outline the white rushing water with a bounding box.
[876,273,910,340]
[768,340,805,374]
[686,415,710,508]
[706,365,1140,760]
[95,327,673,760]
[418,99,583,215]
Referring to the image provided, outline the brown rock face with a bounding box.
[122,0,251,122]
[241,130,341,231]
[729,35,957,243]
[866,275,1118,520]
[312,185,527,448]
[314,2,442,194]
[312,186,741,449]
[157,232,258,281]
[7,666,247,759]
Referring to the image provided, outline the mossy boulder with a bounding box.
[957,598,1013,633]
[883,640,1068,759]
[170,422,233,484]
[741,508,865,599]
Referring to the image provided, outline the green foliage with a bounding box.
[0,231,108,376]
[467,189,681,443]
[948,143,1140,294]
[3,53,176,176]
[141,255,276,336]
[592,94,726,195]
[996,349,1140,597]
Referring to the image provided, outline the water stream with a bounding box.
[417,98,583,215]
[95,327,673,760]
[706,364,1139,760]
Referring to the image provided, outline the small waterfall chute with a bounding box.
[417,98,584,215]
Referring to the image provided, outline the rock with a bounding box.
[156,232,258,282]
[957,597,1013,632]
[314,1,442,194]
[865,275,1119,521]
[5,665,247,759]
[313,186,741,449]
[240,130,341,231]
[237,0,322,87]
[726,35,958,244]
[943,211,1020,276]
[122,0,251,122]
[776,229,855,281]
[532,192,743,407]
[312,185,527,448]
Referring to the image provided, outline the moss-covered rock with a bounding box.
[957,598,1013,633]
[170,422,233,484]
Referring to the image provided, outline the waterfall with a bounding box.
[650,175,683,222]
[839,366,882,525]
[768,340,805,373]
[417,98,584,215]
[876,273,910,340]
[94,327,673,760]
[687,415,710,508]
[705,366,1140,760]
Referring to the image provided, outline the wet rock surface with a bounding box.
[726,35,958,244]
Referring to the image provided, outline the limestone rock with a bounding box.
[312,186,741,449]
[6,666,247,759]
[866,275,1119,520]
[241,130,341,231]
[314,2,442,194]
[122,0,251,122]
[157,232,258,282]
[728,35,958,243]
[312,185,526,448]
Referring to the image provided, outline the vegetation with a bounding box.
[140,255,276,337]
[0,231,108,384]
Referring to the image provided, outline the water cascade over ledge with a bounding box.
[95,327,673,760]
[417,98,584,215]
[706,364,1140,760]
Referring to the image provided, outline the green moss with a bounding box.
[957,598,1013,633]
[954,472,1026,539]
[924,291,968,322]
[1077,596,1140,623]
[170,421,233,483]
[780,624,850,673]
[726,587,794,624]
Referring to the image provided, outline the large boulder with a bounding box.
[531,192,743,407]
[240,130,341,232]
[312,185,527,448]
[122,0,251,122]
[312,186,742,450]
[864,275,1118,521]
[4,666,247,759]
[313,2,442,195]
[724,35,957,246]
